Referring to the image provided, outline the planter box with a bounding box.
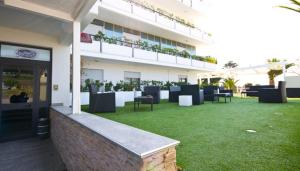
[160,90,169,99]
[133,5,155,22]
[134,49,157,61]
[175,22,190,35]
[102,43,132,57]
[192,60,205,68]
[157,15,174,28]
[204,62,217,70]
[80,41,100,54]
[122,91,142,102]
[157,53,176,64]
[115,91,125,107]
[177,57,191,65]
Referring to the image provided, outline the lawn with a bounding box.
[82,97,300,171]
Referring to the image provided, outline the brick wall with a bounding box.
[50,109,177,171]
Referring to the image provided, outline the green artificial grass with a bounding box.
[82,97,300,171]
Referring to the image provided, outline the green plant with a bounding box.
[223,77,239,92]
[104,81,113,92]
[113,81,124,91]
[178,50,190,58]
[151,44,161,52]
[204,56,218,64]
[94,31,105,41]
[3,78,19,89]
[279,0,300,13]
[224,61,238,69]
[267,58,294,85]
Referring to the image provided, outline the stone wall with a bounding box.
[50,109,177,171]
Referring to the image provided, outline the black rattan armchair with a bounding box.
[258,81,287,103]
[88,84,116,113]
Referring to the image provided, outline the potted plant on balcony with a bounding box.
[94,31,105,41]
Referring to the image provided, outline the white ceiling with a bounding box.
[0,6,72,41]
[23,0,84,17]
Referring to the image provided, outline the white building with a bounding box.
[80,0,217,90]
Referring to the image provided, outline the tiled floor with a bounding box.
[0,138,66,171]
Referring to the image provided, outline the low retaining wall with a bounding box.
[50,106,179,171]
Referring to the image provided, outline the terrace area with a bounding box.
[82,97,300,170]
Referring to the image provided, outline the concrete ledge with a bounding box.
[50,106,179,171]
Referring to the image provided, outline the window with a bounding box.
[91,19,104,26]
[124,71,141,89]
[81,69,104,91]
[104,23,114,38]
[179,75,188,83]
[114,25,123,39]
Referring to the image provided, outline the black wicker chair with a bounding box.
[88,84,116,113]
[258,81,287,103]
[142,86,160,104]
[180,84,204,105]
[169,86,181,102]
[203,86,219,101]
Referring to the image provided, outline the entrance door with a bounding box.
[0,58,51,141]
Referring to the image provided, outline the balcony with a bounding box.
[80,38,217,71]
[178,0,207,12]
[98,0,212,43]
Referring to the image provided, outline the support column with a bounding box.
[282,62,286,81]
[72,21,81,114]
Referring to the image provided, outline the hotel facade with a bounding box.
[0,0,215,170]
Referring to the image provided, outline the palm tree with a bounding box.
[279,0,300,13]
[267,58,294,85]
[223,77,239,93]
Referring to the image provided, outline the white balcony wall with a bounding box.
[103,0,131,13]
[134,49,157,61]
[177,57,191,65]
[157,15,174,28]
[102,42,132,57]
[175,23,190,35]
[81,41,100,54]
[191,28,203,39]
[204,62,217,70]
[133,5,156,22]
[192,60,205,68]
[157,53,176,64]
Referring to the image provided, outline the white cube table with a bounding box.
[179,95,193,106]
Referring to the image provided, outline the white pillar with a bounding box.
[282,62,286,81]
[207,76,211,84]
[72,21,81,114]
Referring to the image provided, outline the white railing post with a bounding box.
[72,21,81,114]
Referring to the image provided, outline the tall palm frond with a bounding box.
[279,0,300,13]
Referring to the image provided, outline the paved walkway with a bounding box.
[0,138,66,171]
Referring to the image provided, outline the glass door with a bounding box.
[0,63,36,140]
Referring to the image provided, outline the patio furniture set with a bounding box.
[240,81,288,103]
[88,81,288,113]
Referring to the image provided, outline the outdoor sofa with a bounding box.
[258,81,287,103]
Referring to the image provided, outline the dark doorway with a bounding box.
[0,43,51,142]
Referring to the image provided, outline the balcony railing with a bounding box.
[81,35,217,70]
[179,0,205,11]
[99,0,212,42]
